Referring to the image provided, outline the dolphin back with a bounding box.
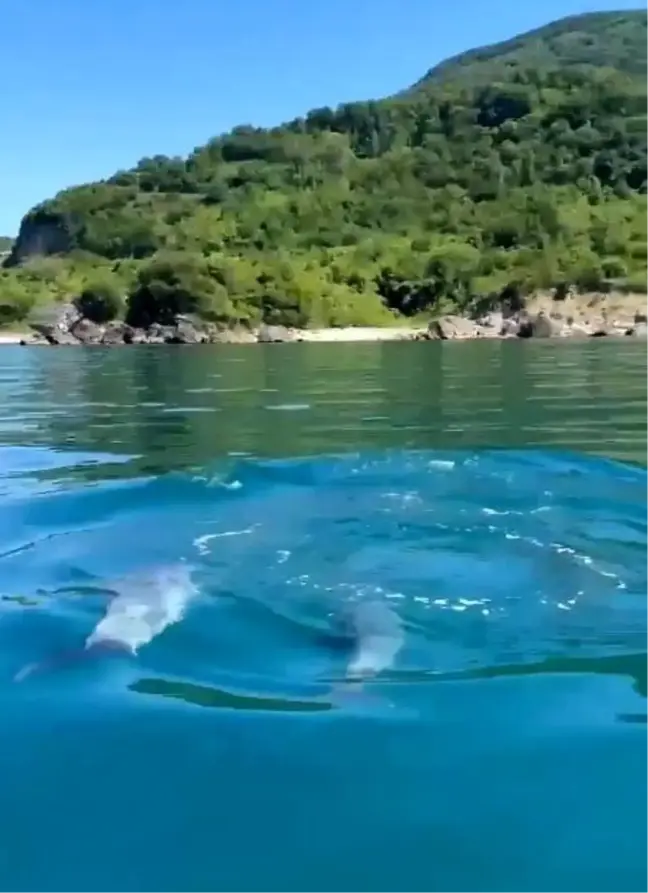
[85,562,198,653]
[344,600,404,679]
[14,562,198,682]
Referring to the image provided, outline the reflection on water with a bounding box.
[0,340,645,893]
[0,340,645,482]
[130,677,335,713]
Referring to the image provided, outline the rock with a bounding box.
[164,319,204,344]
[590,328,610,337]
[625,323,647,337]
[427,315,477,340]
[146,323,175,344]
[477,312,503,330]
[567,322,591,337]
[44,330,80,346]
[516,311,563,339]
[532,311,563,338]
[70,318,105,344]
[101,321,135,345]
[500,318,520,337]
[634,311,647,325]
[5,214,73,267]
[257,324,296,343]
[28,302,82,344]
[207,326,256,344]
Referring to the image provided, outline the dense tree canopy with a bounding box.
[2,9,646,328]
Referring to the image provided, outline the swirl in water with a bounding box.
[1,449,645,705]
[189,450,646,683]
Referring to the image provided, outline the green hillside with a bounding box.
[2,9,646,329]
[410,9,647,89]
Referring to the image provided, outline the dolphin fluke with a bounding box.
[13,640,131,682]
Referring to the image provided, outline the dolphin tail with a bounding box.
[327,678,396,712]
[14,640,131,682]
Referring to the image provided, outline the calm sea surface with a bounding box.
[0,339,645,892]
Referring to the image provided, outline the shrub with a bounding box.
[74,280,124,323]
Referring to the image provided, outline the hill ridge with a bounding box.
[411,9,647,90]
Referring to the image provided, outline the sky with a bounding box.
[0,0,644,235]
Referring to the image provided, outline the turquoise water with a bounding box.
[0,340,645,892]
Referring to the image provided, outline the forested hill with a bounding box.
[409,9,647,90]
[2,9,646,329]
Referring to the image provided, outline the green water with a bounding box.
[2,338,645,468]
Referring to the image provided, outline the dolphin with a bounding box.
[321,599,404,708]
[14,562,198,681]
[341,599,404,681]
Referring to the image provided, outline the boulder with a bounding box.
[477,311,503,330]
[427,315,477,340]
[207,326,256,344]
[164,319,204,344]
[257,324,296,343]
[517,311,563,339]
[43,330,80,346]
[28,302,82,344]
[634,310,647,325]
[19,333,47,346]
[567,322,592,337]
[532,311,563,338]
[500,317,520,337]
[101,321,135,345]
[625,323,647,337]
[70,318,105,344]
[146,323,176,344]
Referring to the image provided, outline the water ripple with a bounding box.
[0,342,645,892]
[0,449,644,709]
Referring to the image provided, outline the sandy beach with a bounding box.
[295,326,422,342]
[0,332,26,344]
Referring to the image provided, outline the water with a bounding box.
[0,340,645,893]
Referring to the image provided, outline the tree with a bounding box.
[126,252,226,327]
[74,278,124,323]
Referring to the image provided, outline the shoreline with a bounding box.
[0,326,425,345]
[2,292,646,346]
[5,317,648,347]
[0,332,31,344]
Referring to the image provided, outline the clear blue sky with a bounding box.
[0,0,643,235]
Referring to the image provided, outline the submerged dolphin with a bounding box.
[319,598,404,701]
[341,599,404,680]
[14,562,198,681]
